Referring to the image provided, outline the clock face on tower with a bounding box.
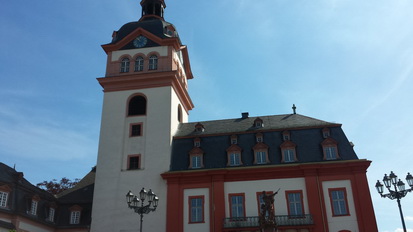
[133,36,148,48]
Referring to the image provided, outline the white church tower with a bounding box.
[91,0,194,231]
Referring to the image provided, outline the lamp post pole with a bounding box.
[375,172,413,232]
[126,188,159,232]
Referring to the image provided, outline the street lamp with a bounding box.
[126,188,159,232]
[375,172,413,232]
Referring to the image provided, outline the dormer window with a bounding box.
[120,58,130,73]
[69,205,82,224]
[253,141,269,165]
[194,138,201,147]
[280,140,297,163]
[149,55,158,70]
[195,123,205,132]
[322,128,330,138]
[321,138,340,160]
[27,195,40,216]
[226,144,242,166]
[283,131,290,141]
[230,135,238,144]
[0,185,11,209]
[256,133,263,143]
[254,118,264,128]
[47,203,57,222]
[189,146,204,169]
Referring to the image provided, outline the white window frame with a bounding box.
[70,211,81,224]
[149,55,158,70]
[284,149,295,162]
[0,192,8,208]
[135,56,144,72]
[48,208,55,222]
[325,146,337,160]
[256,151,266,164]
[229,153,241,166]
[30,200,38,215]
[192,155,202,169]
[120,58,130,73]
[189,197,204,223]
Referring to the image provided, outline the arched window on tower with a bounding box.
[135,56,144,72]
[120,58,130,73]
[149,55,158,70]
[128,95,147,116]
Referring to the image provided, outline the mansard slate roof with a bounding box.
[0,162,94,229]
[111,18,179,45]
[170,113,358,171]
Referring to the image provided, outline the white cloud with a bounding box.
[406,216,413,221]
[394,229,413,232]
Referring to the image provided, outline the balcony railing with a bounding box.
[223,214,313,229]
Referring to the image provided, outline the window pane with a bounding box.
[129,157,140,170]
[231,195,244,218]
[287,192,303,216]
[131,124,142,136]
[192,156,201,168]
[331,190,348,215]
[190,197,203,222]
[135,56,144,72]
[149,55,158,70]
[31,201,38,215]
[256,152,266,164]
[325,147,337,160]
[284,149,295,162]
[121,58,130,72]
[0,192,7,207]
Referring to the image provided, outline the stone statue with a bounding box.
[259,189,280,232]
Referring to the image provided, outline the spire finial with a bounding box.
[292,104,296,114]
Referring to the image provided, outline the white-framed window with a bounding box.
[192,155,202,169]
[0,192,8,208]
[189,196,204,223]
[329,188,349,216]
[229,153,241,166]
[70,211,81,224]
[256,151,267,164]
[30,200,38,215]
[135,56,144,72]
[284,149,295,162]
[149,55,158,70]
[48,208,55,222]
[230,194,245,218]
[286,191,303,216]
[325,146,337,160]
[120,58,130,73]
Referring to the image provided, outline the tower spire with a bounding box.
[140,0,166,19]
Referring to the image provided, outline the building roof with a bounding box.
[170,113,357,172]
[174,113,339,137]
[110,18,180,45]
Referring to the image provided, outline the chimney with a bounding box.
[241,112,249,119]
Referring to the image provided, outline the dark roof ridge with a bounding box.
[174,113,340,138]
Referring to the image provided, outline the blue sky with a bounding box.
[1,1,413,231]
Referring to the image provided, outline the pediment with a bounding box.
[102,27,180,53]
[321,137,337,146]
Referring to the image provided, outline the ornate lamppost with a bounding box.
[375,171,413,232]
[126,188,159,232]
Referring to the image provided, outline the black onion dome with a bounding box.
[111,18,180,44]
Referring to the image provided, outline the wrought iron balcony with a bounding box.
[223,214,313,229]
